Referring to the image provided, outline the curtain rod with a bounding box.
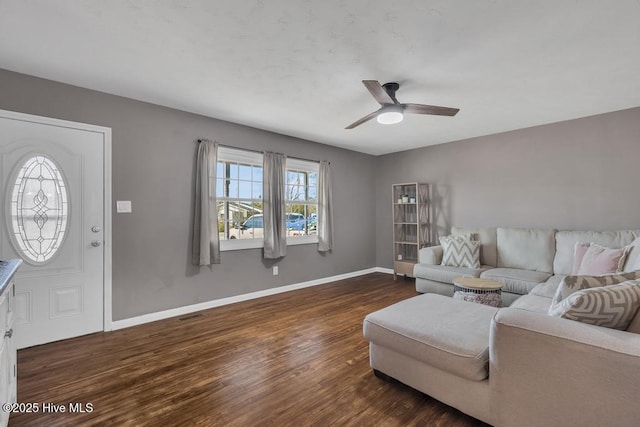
[197,139,327,164]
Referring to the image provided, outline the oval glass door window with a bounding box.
[10,155,69,264]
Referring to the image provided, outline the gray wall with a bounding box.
[3,68,639,318]
[0,69,377,320]
[376,107,640,267]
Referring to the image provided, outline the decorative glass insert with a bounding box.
[10,155,69,263]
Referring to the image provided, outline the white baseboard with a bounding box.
[111,267,393,331]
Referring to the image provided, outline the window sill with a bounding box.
[220,235,319,252]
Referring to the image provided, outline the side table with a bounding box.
[452,277,503,307]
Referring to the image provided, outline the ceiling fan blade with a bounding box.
[403,103,459,116]
[345,110,379,129]
[363,80,397,105]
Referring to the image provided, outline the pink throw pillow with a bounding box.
[571,242,591,275]
[577,243,631,276]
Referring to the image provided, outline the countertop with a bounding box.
[0,259,22,296]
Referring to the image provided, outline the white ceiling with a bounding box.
[1,1,639,155]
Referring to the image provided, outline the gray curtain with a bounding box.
[263,151,287,259]
[192,139,221,265]
[318,160,333,252]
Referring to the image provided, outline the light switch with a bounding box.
[116,200,132,213]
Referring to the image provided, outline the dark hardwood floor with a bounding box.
[11,273,487,426]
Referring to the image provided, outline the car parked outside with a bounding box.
[227,213,314,239]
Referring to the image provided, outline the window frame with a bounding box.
[284,158,319,245]
[216,147,264,251]
[215,148,320,251]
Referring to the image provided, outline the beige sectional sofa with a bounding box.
[414,227,640,305]
[363,227,640,426]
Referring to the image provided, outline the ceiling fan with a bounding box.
[345,80,459,129]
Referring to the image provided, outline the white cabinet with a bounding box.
[392,183,431,279]
[0,260,20,427]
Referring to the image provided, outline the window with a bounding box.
[10,155,69,264]
[215,147,319,250]
[216,147,264,250]
[285,158,319,243]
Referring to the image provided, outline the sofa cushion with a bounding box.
[363,294,498,381]
[413,263,490,284]
[440,236,480,268]
[480,268,552,295]
[529,275,566,298]
[418,245,443,265]
[510,294,552,313]
[452,227,498,267]
[497,227,556,273]
[548,280,640,330]
[554,230,639,275]
[577,243,631,275]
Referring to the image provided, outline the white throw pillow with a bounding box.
[623,234,640,272]
[439,235,480,269]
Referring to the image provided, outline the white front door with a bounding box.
[0,110,110,349]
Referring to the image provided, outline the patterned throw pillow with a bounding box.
[439,235,480,269]
[549,270,640,310]
[548,280,640,330]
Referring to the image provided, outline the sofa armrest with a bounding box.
[490,308,640,426]
[418,245,443,265]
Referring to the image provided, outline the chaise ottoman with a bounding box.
[363,293,498,424]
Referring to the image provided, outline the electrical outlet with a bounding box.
[397,254,403,261]
[273,266,278,275]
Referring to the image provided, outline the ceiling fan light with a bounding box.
[376,111,404,125]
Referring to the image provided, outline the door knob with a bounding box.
[91,226,101,233]
[91,240,102,247]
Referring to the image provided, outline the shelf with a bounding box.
[392,182,430,279]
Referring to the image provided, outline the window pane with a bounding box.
[227,180,238,198]
[239,180,251,199]
[309,172,317,187]
[238,207,262,240]
[287,185,305,201]
[287,171,299,185]
[239,163,252,180]
[229,163,239,180]
[216,178,224,197]
[252,182,263,200]
[298,172,307,185]
[253,166,263,182]
[217,162,224,179]
[308,186,317,200]
[252,201,263,213]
